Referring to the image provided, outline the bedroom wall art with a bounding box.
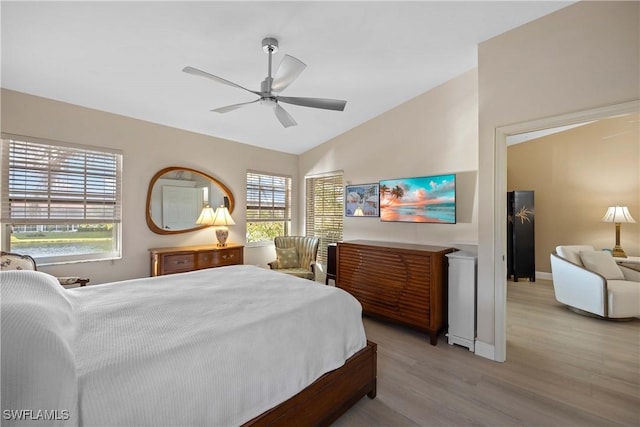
[379,174,456,223]
[345,183,380,217]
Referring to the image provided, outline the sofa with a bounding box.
[550,245,640,319]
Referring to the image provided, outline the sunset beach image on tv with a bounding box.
[379,174,456,223]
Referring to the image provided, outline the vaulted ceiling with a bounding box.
[1,1,574,154]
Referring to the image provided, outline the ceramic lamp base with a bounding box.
[215,228,229,247]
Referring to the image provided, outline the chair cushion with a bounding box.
[607,280,640,318]
[276,247,299,268]
[579,250,625,280]
[556,245,595,266]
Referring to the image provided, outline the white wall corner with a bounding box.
[474,340,498,361]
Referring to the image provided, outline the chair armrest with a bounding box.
[550,253,607,316]
[310,261,317,274]
[267,261,278,270]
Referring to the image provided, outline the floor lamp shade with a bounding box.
[601,206,636,258]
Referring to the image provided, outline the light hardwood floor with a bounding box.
[333,279,640,426]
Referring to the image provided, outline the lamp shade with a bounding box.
[600,206,636,224]
[211,206,236,226]
[195,206,216,225]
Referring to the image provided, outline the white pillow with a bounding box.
[579,251,625,280]
[1,271,78,426]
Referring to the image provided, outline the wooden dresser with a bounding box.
[149,243,244,277]
[337,240,455,345]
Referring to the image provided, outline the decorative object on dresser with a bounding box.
[507,190,535,282]
[196,205,236,247]
[600,206,636,258]
[149,243,244,277]
[0,251,90,287]
[336,240,456,345]
[268,236,319,280]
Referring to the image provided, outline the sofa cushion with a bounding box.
[580,250,625,280]
[556,245,595,266]
[276,247,299,268]
[607,280,640,318]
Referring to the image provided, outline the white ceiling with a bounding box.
[1,1,574,154]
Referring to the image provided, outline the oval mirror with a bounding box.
[146,166,235,235]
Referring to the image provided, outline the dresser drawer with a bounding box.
[150,244,244,277]
[161,253,196,274]
[197,251,217,269]
[212,247,243,266]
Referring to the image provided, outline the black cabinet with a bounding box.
[507,191,535,282]
[325,243,337,285]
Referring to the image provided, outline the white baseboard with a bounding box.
[536,271,553,281]
[474,340,497,361]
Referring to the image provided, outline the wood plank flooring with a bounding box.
[333,279,640,426]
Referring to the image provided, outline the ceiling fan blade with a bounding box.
[271,55,306,93]
[183,66,260,96]
[278,96,347,111]
[274,104,297,128]
[211,99,259,113]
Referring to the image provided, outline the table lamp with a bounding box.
[211,205,236,247]
[600,206,636,258]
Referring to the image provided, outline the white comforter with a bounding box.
[1,265,366,427]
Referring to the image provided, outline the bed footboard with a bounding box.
[243,340,377,427]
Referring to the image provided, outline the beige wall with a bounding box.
[299,69,479,259]
[478,0,639,355]
[507,113,640,273]
[1,89,299,284]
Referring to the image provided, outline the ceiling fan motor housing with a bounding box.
[262,37,278,53]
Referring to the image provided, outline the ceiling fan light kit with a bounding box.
[183,37,347,128]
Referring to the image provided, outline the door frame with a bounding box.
[493,99,640,362]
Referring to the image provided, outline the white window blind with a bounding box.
[305,172,343,265]
[246,171,291,243]
[1,138,122,224]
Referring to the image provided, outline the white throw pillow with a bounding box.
[579,251,625,280]
[1,271,78,426]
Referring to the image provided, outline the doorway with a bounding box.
[493,100,640,361]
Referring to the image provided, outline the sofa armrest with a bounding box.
[620,265,640,282]
[550,253,608,317]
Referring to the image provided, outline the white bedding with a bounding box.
[1,265,367,427]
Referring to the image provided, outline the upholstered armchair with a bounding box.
[0,251,90,287]
[550,245,640,319]
[268,236,320,281]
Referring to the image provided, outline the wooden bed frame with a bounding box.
[243,340,377,426]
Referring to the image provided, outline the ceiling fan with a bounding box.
[183,37,347,128]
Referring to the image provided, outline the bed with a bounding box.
[1,265,376,426]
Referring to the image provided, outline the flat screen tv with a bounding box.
[379,174,456,223]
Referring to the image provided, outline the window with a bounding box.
[1,136,123,264]
[246,171,291,245]
[305,172,344,265]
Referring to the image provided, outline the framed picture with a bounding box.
[345,183,380,217]
[379,174,456,223]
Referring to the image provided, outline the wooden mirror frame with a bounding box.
[146,166,235,235]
